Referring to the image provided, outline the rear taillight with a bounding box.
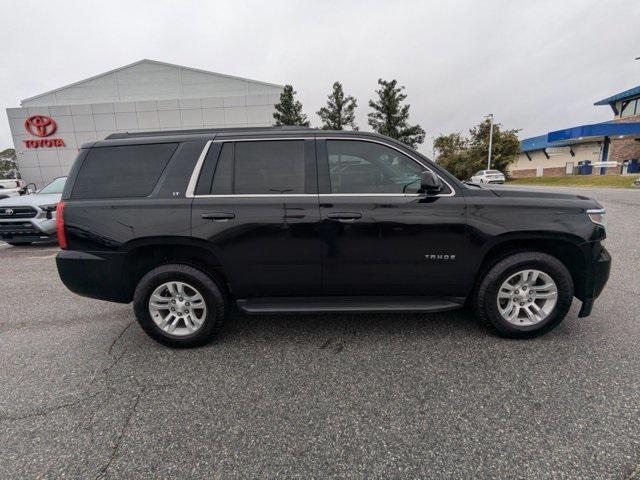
[56,201,67,249]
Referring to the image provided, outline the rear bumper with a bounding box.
[56,250,129,303]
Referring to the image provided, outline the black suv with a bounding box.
[55,127,611,347]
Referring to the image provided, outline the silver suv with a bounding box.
[0,176,66,246]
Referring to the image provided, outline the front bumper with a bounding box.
[577,245,611,317]
[0,206,56,242]
[0,219,56,242]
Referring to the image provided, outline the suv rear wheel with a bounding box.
[474,252,574,338]
[133,264,226,348]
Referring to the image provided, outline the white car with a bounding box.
[470,169,506,184]
[0,176,66,246]
[0,178,28,199]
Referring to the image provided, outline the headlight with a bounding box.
[39,204,58,219]
[587,208,606,227]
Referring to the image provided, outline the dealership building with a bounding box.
[511,85,640,177]
[6,59,284,186]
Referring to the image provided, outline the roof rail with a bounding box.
[105,126,314,139]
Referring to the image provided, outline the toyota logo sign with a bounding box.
[24,115,57,137]
[22,114,65,149]
[3,208,14,216]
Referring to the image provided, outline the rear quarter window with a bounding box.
[71,143,178,199]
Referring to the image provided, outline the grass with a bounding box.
[506,175,640,188]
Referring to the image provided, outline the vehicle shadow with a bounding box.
[217,306,488,346]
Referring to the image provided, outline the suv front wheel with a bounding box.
[133,264,226,348]
[474,252,574,338]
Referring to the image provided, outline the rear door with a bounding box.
[190,136,321,298]
[317,137,469,297]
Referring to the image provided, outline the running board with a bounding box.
[236,296,465,315]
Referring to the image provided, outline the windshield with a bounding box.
[38,177,67,194]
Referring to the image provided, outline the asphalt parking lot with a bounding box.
[1,186,639,479]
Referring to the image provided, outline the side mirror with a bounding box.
[419,171,443,195]
[26,183,36,194]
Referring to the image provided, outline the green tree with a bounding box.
[273,85,310,127]
[433,133,466,160]
[0,148,18,179]
[367,79,425,148]
[317,81,358,130]
[434,118,520,180]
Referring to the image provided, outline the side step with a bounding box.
[236,296,465,315]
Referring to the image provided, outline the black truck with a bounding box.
[55,127,611,347]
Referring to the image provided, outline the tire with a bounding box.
[133,264,227,348]
[474,252,573,338]
[7,241,32,246]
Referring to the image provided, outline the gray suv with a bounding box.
[0,176,66,245]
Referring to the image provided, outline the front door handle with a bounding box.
[327,212,362,222]
[201,212,235,221]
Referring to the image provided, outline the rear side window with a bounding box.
[71,143,178,199]
[210,143,234,194]
[198,140,306,195]
[234,141,305,194]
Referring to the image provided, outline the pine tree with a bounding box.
[273,85,310,127]
[367,79,425,148]
[0,148,18,179]
[317,81,358,130]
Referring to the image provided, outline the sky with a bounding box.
[1,0,639,156]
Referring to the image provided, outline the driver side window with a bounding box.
[327,140,425,194]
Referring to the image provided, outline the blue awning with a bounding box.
[520,134,550,152]
[520,122,640,152]
[548,122,640,144]
[594,85,640,106]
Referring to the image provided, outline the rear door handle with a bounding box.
[327,212,362,222]
[201,212,235,221]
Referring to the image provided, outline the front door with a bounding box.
[317,138,469,297]
[191,137,321,297]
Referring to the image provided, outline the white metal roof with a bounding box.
[21,59,284,106]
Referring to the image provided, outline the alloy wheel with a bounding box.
[148,281,207,336]
[496,269,558,326]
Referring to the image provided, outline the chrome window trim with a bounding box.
[186,136,456,198]
[185,140,213,198]
[190,194,318,198]
[318,193,422,197]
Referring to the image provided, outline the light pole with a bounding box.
[430,136,436,162]
[486,113,494,170]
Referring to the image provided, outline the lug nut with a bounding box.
[170,307,175,311]
[185,302,190,306]
[171,299,176,304]
[179,297,184,301]
[185,309,189,314]
[522,286,527,291]
[520,302,524,306]
[514,290,519,294]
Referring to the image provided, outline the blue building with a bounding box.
[512,85,640,177]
